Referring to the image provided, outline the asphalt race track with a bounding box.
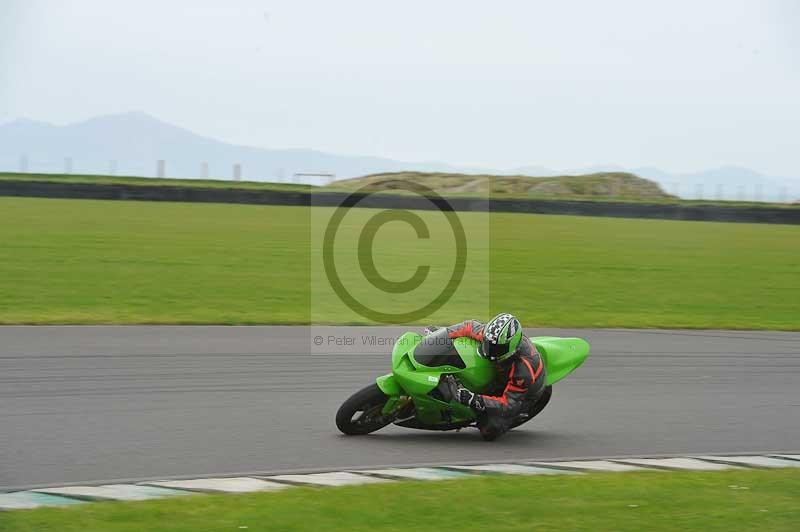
[2,326,799,490]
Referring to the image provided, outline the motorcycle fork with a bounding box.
[381,395,411,415]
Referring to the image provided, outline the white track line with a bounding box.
[143,477,289,493]
[611,458,740,471]
[694,455,800,469]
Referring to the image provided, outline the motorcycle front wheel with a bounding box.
[336,384,395,435]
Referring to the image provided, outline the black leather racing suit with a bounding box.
[443,320,547,438]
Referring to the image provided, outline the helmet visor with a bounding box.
[481,339,510,361]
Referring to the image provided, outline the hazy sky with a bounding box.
[2,0,799,174]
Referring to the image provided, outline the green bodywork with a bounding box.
[376,333,590,427]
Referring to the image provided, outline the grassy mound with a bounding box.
[331,171,675,200]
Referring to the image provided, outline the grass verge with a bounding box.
[2,469,799,531]
[0,172,315,192]
[0,197,798,328]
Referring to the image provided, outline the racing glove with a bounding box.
[456,387,485,411]
[442,375,485,411]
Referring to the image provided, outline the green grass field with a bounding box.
[2,470,798,532]
[0,196,798,328]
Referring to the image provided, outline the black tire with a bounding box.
[480,427,501,442]
[336,384,394,435]
[509,385,553,429]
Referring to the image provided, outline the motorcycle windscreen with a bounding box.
[411,329,467,370]
[531,337,590,385]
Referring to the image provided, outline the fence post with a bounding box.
[201,162,209,179]
[20,155,28,173]
[157,160,165,178]
[233,163,242,181]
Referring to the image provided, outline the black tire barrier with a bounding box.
[2,179,799,225]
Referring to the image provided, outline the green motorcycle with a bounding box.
[336,328,590,437]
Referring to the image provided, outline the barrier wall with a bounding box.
[2,179,799,225]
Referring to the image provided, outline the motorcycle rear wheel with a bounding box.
[336,384,394,435]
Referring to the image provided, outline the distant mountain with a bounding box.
[562,164,800,202]
[506,164,559,177]
[0,112,464,185]
[1,112,798,201]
